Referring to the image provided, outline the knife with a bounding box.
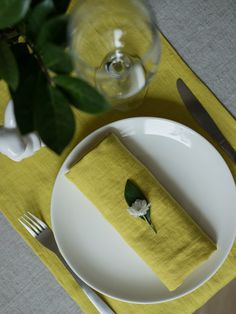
[177,78,236,164]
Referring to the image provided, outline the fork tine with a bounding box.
[18,218,37,237]
[21,216,40,234]
[24,214,43,231]
[27,212,47,229]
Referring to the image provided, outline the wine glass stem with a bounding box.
[105,50,132,78]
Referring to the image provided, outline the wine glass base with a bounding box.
[111,85,148,112]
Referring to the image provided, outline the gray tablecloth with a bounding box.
[0,0,236,313]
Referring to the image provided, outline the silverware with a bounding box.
[18,212,115,314]
[177,78,236,164]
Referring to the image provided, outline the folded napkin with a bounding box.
[66,133,216,291]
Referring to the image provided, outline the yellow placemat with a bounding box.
[0,33,236,314]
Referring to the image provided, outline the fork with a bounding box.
[18,212,115,314]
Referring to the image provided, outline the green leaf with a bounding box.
[53,0,70,13]
[0,0,31,29]
[11,44,75,153]
[27,0,55,38]
[53,76,110,114]
[11,43,35,78]
[0,40,19,90]
[124,179,147,207]
[12,74,37,134]
[37,15,69,48]
[34,78,75,154]
[10,43,39,134]
[124,179,156,233]
[39,43,73,73]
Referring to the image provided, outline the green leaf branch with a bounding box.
[0,0,110,154]
[125,179,157,233]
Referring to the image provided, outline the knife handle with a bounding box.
[221,139,236,164]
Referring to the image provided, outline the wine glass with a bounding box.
[69,0,161,110]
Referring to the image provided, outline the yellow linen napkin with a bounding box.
[66,133,216,291]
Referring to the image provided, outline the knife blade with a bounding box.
[177,78,236,164]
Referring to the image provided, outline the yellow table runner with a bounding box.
[0,33,236,313]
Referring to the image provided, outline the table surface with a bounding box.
[0,0,236,313]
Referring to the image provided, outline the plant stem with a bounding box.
[0,28,19,43]
[143,215,157,233]
[24,38,52,85]
[1,27,52,85]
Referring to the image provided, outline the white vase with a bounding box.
[0,100,43,161]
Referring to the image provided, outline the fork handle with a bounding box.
[55,250,115,314]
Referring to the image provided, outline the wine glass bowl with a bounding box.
[70,0,161,107]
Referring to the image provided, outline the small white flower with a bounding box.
[128,199,151,217]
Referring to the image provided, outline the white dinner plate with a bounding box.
[51,117,236,304]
